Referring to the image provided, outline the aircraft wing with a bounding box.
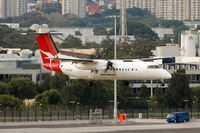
[53,58,97,64]
[139,57,174,61]
[53,58,108,70]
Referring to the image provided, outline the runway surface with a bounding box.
[0,119,200,133]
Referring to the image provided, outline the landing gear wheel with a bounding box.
[89,80,93,86]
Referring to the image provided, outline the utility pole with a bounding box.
[121,0,127,42]
[114,16,117,120]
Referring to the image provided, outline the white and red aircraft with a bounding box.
[36,33,171,82]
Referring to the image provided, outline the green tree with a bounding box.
[35,89,62,107]
[192,87,200,108]
[117,81,134,109]
[152,86,166,108]
[49,73,67,90]
[0,82,11,94]
[138,84,149,99]
[99,37,114,59]
[15,11,49,27]
[93,27,108,35]
[40,73,67,91]
[61,35,83,48]
[127,21,158,38]
[166,69,192,108]
[0,25,37,49]
[9,77,38,100]
[61,80,112,108]
[0,94,22,109]
[41,8,61,14]
[84,42,99,49]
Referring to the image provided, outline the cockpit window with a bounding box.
[147,65,154,69]
[147,65,161,69]
[154,65,161,69]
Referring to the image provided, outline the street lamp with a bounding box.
[146,100,151,119]
[109,100,113,119]
[154,101,157,118]
[70,101,75,120]
[184,99,189,111]
[192,100,195,119]
[0,104,2,112]
[76,102,80,120]
[39,103,42,121]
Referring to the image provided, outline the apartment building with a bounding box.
[0,0,5,18]
[62,0,86,18]
[116,0,200,20]
[0,0,27,18]
[116,0,157,16]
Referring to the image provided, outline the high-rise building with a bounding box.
[62,0,86,18]
[0,0,27,18]
[0,0,5,18]
[116,0,200,20]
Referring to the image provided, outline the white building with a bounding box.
[0,49,51,84]
[152,30,200,58]
[152,45,180,57]
[62,0,86,18]
[151,27,174,40]
[0,0,27,18]
[181,30,198,57]
[0,23,20,29]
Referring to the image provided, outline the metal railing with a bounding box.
[0,107,199,122]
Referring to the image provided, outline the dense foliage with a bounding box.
[0,25,37,49]
[0,7,155,27]
[165,69,192,108]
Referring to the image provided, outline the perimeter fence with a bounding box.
[0,107,200,122]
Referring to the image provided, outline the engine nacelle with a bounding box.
[75,60,108,70]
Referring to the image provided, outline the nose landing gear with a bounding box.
[160,80,165,86]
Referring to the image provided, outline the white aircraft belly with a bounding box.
[60,61,169,80]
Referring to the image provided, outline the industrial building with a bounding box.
[29,24,135,44]
[0,48,51,85]
[133,30,200,96]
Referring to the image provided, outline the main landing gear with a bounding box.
[88,80,94,86]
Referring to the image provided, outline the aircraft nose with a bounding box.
[163,70,172,79]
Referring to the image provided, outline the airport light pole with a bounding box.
[106,15,119,120]
[114,15,117,120]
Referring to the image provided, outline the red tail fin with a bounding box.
[36,33,63,73]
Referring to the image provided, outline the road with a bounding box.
[0,119,200,133]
